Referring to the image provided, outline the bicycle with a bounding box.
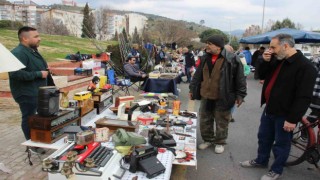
[286,117,320,168]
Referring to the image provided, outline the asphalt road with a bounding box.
[177,73,319,180]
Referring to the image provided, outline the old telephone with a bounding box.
[112,128,146,146]
[148,128,176,156]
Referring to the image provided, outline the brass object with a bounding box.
[61,163,73,176]
[66,151,77,162]
[42,158,53,169]
[84,158,95,168]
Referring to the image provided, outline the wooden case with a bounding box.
[94,95,113,114]
[30,117,80,144]
[95,117,139,132]
[80,99,94,116]
[92,91,112,102]
[28,109,80,130]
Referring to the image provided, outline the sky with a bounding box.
[24,0,320,31]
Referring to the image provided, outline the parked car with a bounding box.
[302,51,313,60]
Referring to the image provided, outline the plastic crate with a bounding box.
[74,68,92,76]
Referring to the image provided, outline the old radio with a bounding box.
[30,117,80,144]
[29,109,80,130]
[94,95,113,114]
[29,109,81,143]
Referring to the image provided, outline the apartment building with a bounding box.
[40,8,83,37]
[125,13,147,36]
[104,14,126,40]
[0,0,37,26]
[0,0,13,21]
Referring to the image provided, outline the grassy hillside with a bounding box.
[0,29,117,62]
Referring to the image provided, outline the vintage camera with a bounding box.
[148,128,176,147]
[129,146,165,178]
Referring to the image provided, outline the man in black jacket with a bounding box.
[189,35,247,154]
[240,34,317,180]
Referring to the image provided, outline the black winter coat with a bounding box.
[259,51,317,123]
[189,49,247,110]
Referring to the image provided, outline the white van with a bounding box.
[302,51,313,60]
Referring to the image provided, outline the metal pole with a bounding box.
[261,0,266,33]
[229,19,231,44]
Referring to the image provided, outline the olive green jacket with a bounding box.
[9,44,48,100]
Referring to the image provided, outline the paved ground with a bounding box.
[0,74,319,180]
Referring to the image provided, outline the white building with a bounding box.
[125,13,147,36]
[0,0,13,21]
[0,0,37,26]
[13,0,37,26]
[40,8,83,37]
[104,14,126,40]
[62,0,77,7]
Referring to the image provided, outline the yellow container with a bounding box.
[99,75,107,88]
[73,91,92,101]
[173,100,181,116]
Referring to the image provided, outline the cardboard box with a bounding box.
[0,73,8,80]
[115,96,134,108]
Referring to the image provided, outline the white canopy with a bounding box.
[0,43,25,73]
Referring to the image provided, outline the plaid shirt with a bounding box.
[310,57,320,109]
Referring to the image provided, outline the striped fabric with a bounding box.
[310,57,320,109]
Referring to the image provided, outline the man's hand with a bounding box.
[189,93,193,100]
[41,71,48,78]
[262,50,272,62]
[235,99,243,107]
[142,74,147,78]
[283,121,296,132]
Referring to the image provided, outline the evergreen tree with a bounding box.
[81,3,96,38]
[271,18,296,30]
[122,28,128,42]
[113,30,118,41]
[199,29,228,44]
[132,26,140,43]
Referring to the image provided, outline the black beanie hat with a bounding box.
[206,35,225,48]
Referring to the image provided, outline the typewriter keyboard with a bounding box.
[88,146,114,167]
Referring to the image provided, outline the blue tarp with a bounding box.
[239,28,320,44]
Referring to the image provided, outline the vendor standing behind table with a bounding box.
[9,26,55,154]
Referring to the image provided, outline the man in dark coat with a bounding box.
[189,35,247,154]
[9,26,54,154]
[240,34,317,180]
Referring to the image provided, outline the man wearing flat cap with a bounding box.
[189,35,247,153]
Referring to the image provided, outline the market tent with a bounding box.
[239,28,320,44]
[0,43,25,73]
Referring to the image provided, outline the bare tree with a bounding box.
[264,19,275,32]
[154,20,197,46]
[242,25,261,37]
[95,7,111,40]
[38,17,69,36]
